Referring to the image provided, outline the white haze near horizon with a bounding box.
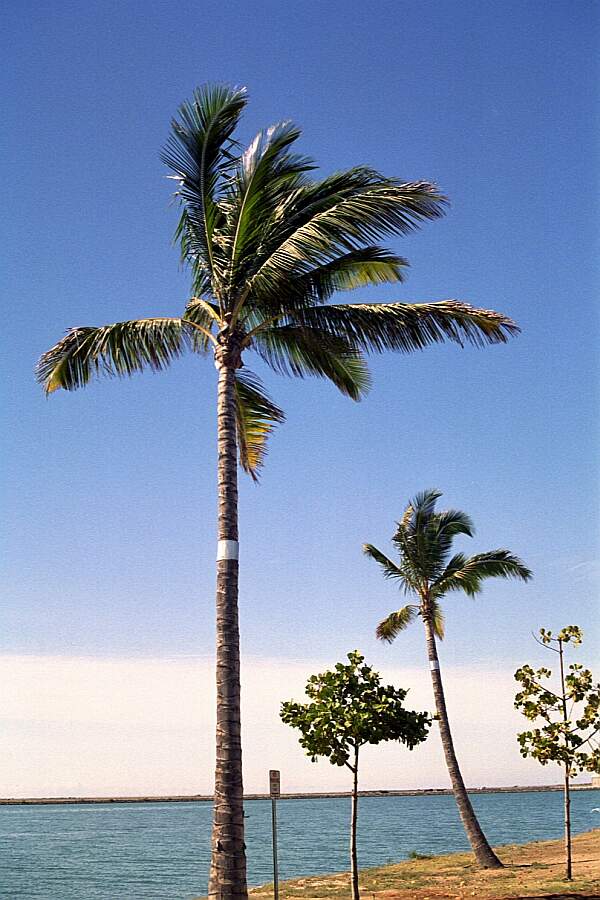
[0,654,569,799]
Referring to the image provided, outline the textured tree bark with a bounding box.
[422,606,503,869]
[208,355,248,900]
[350,745,360,900]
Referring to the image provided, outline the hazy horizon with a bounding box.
[2,653,594,798]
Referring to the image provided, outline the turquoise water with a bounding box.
[1,790,598,899]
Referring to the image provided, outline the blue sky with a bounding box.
[2,0,599,791]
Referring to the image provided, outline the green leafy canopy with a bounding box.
[280,651,431,769]
[514,626,600,775]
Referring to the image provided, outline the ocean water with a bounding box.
[0,790,598,899]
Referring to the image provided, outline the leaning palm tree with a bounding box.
[36,86,520,898]
[364,490,531,869]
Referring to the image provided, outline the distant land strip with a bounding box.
[1,783,596,805]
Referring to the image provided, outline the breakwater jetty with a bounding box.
[1,783,595,805]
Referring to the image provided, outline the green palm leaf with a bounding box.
[434,509,475,540]
[35,317,205,393]
[376,605,419,642]
[183,296,222,330]
[247,171,446,304]
[221,121,315,298]
[292,300,519,355]
[280,246,408,308]
[175,226,215,296]
[404,504,475,583]
[429,598,445,640]
[363,544,403,580]
[162,84,248,293]
[240,247,408,325]
[234,369,285,481]
[255,325,371,400]
[409,489,442,518]
[434,550,532,597]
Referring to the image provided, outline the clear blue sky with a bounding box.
[3,0,599,672]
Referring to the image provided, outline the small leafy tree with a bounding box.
[281,651,430,900]
[514,626,600,880]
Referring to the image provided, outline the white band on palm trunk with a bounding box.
[430,660,440,670]
[217,540,239,560]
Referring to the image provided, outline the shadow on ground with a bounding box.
[514,894,600,899]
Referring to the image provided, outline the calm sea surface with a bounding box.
[1,790,598,899]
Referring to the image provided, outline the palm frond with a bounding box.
[35,318,201,393]
[393,489,447,582]
[173,210,214,284]
[255,324,371,400]
[184,296,222,330]
[292,300,519,355]
[282,246,408,307]
[240,248,408,326]
[406,489,443,524]
[467,550,532,582]
[399,502,416,533]
[434,509,475,540]
[432,552,478,596]
[162,84,248,290]
[221,121,315,299]
[433,550,532,597]
[376,605,418,643]
[410,506,474,581]
[247,171,446,303]
[234,369,285,480]
[429,598,445,640]
[362,544,403,580]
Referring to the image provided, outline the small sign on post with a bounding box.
[269,769,280,799]
[269,770,280,900]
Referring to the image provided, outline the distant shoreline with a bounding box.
[1,783,596,805]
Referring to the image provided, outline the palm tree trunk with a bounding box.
[208,358,248,900]
[350,745,360,900]
[422,609,502,869]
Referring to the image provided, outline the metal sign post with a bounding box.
[269,770,280,900]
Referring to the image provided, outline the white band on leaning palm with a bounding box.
[430,660,440,670]
[217,540,239,560]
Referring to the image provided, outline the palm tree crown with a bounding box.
[365,488,532,640]
[37,85,519,480]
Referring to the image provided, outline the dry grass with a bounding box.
[248,829,600,900]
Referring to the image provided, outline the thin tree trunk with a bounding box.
[350,745,360,900]
[564,766,572,880]
[208,358,248,900]
[422,608,502,869]
[558,639,572,881]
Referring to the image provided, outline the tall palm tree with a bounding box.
[36,86,520,898]
[364,489,531,869]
